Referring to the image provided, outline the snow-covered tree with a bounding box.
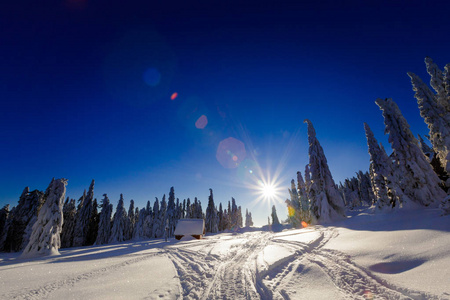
[109,194,128,243]
[60,198,76,248]
[364,122,404,209]
[408,58,450,184]
[152,197,161,238]
[0,204,10,250]
[3,187,45,252]
[133,208,147,240]
[166,187,177,238]
[286,178,302,227]
[271,205,280,225]
[357,171,375,206]
[205,189,218,233]
[21,178,67,258]
[376,98,446,207]
[159,194,167,238]
[95,194,113,245]
[218,203,224,231]
[126,200,135,240]
[73,180,95,247]
[245,209,253,227]
[86,198,99,246]
[304,119,346,224]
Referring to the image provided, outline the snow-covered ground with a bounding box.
[1,208,449,300]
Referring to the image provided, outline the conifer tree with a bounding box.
[126,200,135,240]
[86,198,99,245]
[4,187,45,252]
[245,209,253,227]
[271,205,280,225]
[364,122,404,209]
[133,208,147,240]
[159,194,167,238]
[61,198,76,248]
[408,58,450,182]
[304,119,345,224]
[205,189,218,233]
[152,197,161,238]
[286,179,302,227]
[95,194,113,245]
[186,198,191,218]
[73,180,95,247]
[0,204,10,250]
[21,178,67,258]
[167,187,177,237]
[376,98,446,207]
[218,203,224,231]
[109,194,128,243]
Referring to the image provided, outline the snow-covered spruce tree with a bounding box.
[95,194,113,245]
[230,197,238,228]
[205,189,218,233]
[237,206,243,227]
[0,204,10,249]
[60,198,76,248]
[143,209,153,238]
[159,194,167,239]
[152,197,161,238]
[218,203,224,231]
[185,198,191,218]
[297,171,310,223]
[287,178,302,227]
[341,177,361,209]
[245,209,254,227]
[376,98,446,207]
[271,205,280,225]
[408,59,450,182]
[304,119,346,224]
[85,198,99,246]
[364,122,404,209]
[133,208,146,240]
[109,194,128,243]
[3,187,45,252]
[166,187,177,238]
[21,178,67,258]
[73,180,95,247]
[125,200,135,240]
[357,171,375,206]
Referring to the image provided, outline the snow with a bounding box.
[1,208,449,299]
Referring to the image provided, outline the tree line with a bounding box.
[0,181,254,255]
[286,57,450,226]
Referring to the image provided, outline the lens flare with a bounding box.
[171,92,178,100]
[288,206,295,217]
[195,115,208,129]
[216,137,246,169]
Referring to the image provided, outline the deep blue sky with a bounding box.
[1,0,449,226]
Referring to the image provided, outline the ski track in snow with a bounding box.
[4,227,444,300]
[5,251,165,300]
[168,227,442,300]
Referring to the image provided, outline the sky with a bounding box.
[1,0,450,226]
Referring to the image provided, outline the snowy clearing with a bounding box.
[1,208,449,300]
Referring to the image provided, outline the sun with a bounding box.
[262,183,276,198]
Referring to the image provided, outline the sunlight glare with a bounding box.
[262,183,275,198]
